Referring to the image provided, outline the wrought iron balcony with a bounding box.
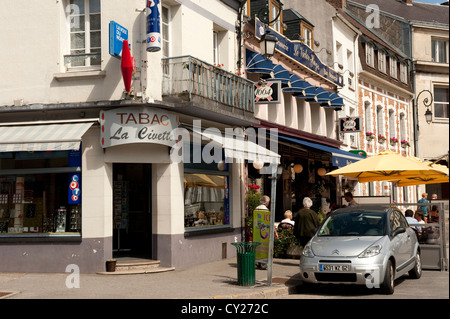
[162,56,255,115]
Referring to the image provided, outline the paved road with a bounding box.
[278,269,449,299]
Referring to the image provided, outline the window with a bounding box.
[364,100,373,133]
[66,0,101,69]
[389,56,398,79]
[301,23,313,48]
[378,51,386,73]
[376,105,384,138]
[0,151,82,237]
[213,31,219,66]
[389,109,396,141]
[366,43,375,67]
[434,86,449,119]
[270,0,282,33]
[183,145,230,232]
[161,5,170,59]
[400,62,408,84]
[431,39,449,63]
[400,113,406,143]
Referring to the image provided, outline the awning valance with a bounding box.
[196,129,280,165]
[0,122,95,152]
[277,134,364,168]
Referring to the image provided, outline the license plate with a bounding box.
[319,264,351,272]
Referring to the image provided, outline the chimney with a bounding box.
[402,0,413,6]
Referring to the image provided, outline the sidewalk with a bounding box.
[0,257,303,299]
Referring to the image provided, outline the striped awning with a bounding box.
[246,50,274,75]
[0,122,95,152]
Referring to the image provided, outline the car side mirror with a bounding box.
[392,227,406,237]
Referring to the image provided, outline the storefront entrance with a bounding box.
[113,163,152,259]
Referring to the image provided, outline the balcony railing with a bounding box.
[162,56,255,113]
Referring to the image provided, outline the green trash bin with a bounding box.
[231,242,261,286]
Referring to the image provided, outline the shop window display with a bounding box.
[0,150,82,237]
[183,144,230,231]
[184,172,230,229]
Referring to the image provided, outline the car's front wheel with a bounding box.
[380,260,395,295]
[408,250,422,279]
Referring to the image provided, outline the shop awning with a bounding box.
[196,129,280,164]
[277,134,364,167]
[0,122,95,152]
[283,74,314,94]
[246,50,274,75]
[266,64,291,84]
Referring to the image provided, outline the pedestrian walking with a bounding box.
[294,197,320,247]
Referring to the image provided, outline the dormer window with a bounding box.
[301,23,313,48]
[281,8,314,48]
[248,0,283,34]
[270,0,282,33]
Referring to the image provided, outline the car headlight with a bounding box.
[302,241,315,258]
[358,244,382,258]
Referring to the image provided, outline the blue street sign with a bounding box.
[109,21,128,58]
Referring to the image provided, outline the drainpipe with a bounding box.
[410,25,420,202]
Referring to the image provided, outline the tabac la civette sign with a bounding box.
[100,106,179,148]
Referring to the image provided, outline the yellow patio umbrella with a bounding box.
[385,162,449,187]
[327,150,447,183]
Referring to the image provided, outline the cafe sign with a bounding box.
[255,81,280,103]
[255,18,343,88]
[339,117,362,133]
[100,106,179,148]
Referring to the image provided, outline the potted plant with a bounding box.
[245,184,262,242]
[401,140,410,148]
[389,137,399,146]
[378,134,386,143]
[365,132,375,141]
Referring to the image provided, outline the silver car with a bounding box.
[299,206,422,294]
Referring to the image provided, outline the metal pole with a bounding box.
[267,165,277,286]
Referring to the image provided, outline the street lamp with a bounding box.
[425,108,433,124]
[416,89,434,125]
[259,31,278,58]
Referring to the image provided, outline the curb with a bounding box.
[204,279,302,299]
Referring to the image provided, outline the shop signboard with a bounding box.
[255,81,280,104]
[68,173,81,204]
[339,117,362,133]
[255,18,343,88]
[109,21,128,58]
[100,106,179,148]
[253,209,271,262]
[146,0,161,52]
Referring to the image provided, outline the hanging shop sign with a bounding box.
[255,81,281,104]
[109,21,128,58]
[100,106,179,148]
[339,117,362,133]
[255,18,343,88]
[146,0,161,52]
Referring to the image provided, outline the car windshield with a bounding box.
[318,211,386,237]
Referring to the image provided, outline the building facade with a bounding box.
[0,0,268,273]
[347,0,449,199]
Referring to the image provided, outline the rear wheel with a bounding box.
[380,260,395,295]
[408,250,422,279]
